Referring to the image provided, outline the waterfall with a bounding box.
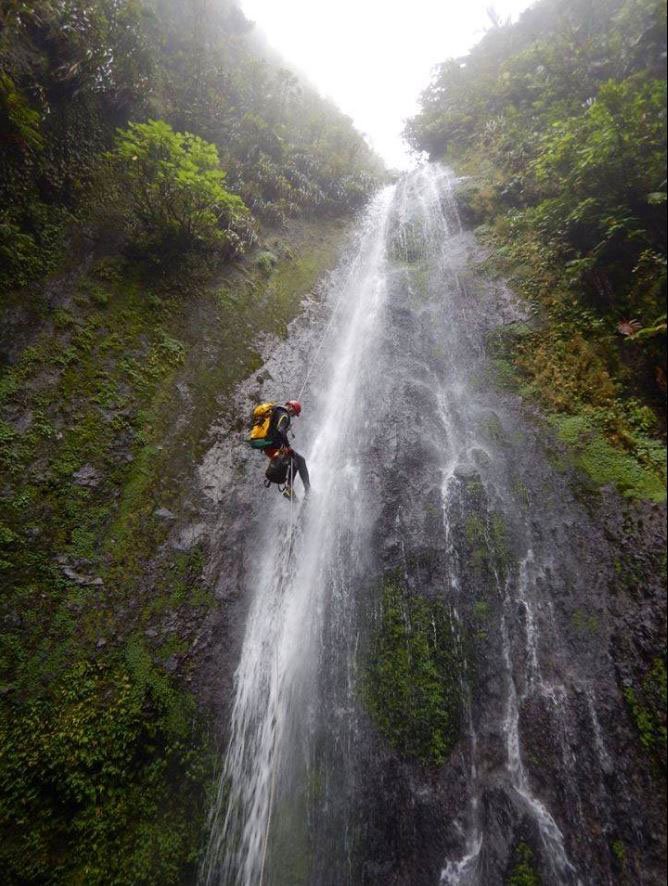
[200,166,620,885]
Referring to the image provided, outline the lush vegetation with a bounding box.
[104,119,252,259]
[0,214,349,880]
[364,578,461,766]
[0,644,208,884]
[407,0,666,499]
[0,0,382,291]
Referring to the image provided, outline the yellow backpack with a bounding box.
[247,402,276,449]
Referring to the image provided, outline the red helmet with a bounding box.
[286,400,302,416]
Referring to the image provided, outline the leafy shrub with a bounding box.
[0,205,68,290]
[507,842,542,886]
[256,250,278,275]
[105,120,255,259]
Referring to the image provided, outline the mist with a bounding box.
[241,0,537,167]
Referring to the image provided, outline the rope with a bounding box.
[259,645,280,886]
[261,463,296,886]
[296,279,348,402]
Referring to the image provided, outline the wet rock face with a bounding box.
[356,177,666,886]
[199,169,666,886]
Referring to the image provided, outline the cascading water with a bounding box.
[200,166,640,885]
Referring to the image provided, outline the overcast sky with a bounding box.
[240,0,536,168]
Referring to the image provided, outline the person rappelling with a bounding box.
[246,400,311,500]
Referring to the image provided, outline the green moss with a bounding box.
[490,357,520,391]
[611,839,626,866]
[465,509,512,579]
[472,601,491,620]
[570,608,599,635]
[624,657,667,770]
[471,600,492,641]
[266,220,346,328]
[0,214,350,882]
[483,412,508,444]
[551,413,666,502]
[255,250,278,276]
[0,642,211,884]
[506,842,542,886]
[364,579,461,766]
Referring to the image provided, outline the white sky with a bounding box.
[240,0,536,168]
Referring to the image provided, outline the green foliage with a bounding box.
[0,216,348,881]
[506,841,542,886]
[364,579,461,766]
[107,119,253,257]
[256,250,278,276]
[0,646,209,884]
[570,608,599,635]
[465,509,512,578]
[0,71,43,151]
[611,839,626,865]
[0,0,153,290]
[624,657,667,770]
[0,0,382,291]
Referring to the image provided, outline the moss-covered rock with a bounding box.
[551,413,666,503]
[364,578,461,767]
[506,841,542,886]
[624,656,667,772]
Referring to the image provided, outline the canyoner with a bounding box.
[247,400,311,500]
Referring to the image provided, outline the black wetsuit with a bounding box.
[269,407,311,492]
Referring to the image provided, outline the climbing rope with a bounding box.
[296,276,348,402]
[259,649,280,886]
[260,462,296,886]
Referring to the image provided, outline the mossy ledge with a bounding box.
[363,577,462,767]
